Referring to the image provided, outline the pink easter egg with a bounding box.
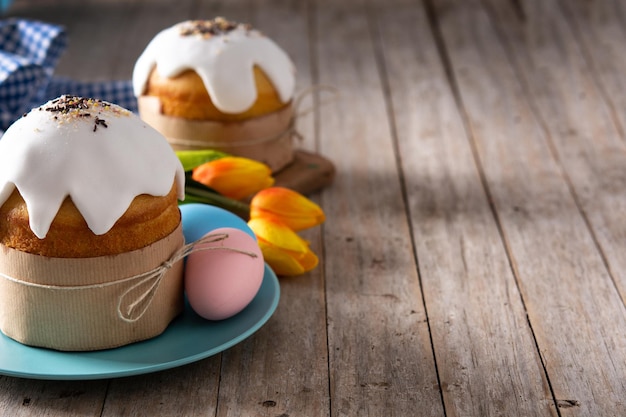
[184,227,264,320]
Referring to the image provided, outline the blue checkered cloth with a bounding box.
[0,18,137,135]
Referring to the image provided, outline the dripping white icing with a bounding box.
[0,96,185,239]
[132,19,296,114]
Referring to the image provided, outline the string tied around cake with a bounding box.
[0,232,258,323]
[117,232,257,323]
[164,84,340,149]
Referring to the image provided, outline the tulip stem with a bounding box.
[184,183,251,220]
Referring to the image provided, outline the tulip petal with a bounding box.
[250,187,325,231]
[258,239,319,276]
[258,240,306,276]
[192,157,274,200]
[294,247,319,271]
[248,218,308,253]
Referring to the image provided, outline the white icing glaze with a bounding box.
[132,20,295,114]
[0,97,186,239]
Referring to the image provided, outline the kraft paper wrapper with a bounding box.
[0,224,184,351]
[138,96,294,172]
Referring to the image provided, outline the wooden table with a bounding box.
[3,0,626,415]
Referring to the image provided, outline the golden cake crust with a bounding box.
[145,66,289,121]
[0,183,180,258]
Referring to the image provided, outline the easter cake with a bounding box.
[133,18,296,172]
[0,95,186,351]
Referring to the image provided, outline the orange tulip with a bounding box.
[248,217,319,276]
[249,187,325,231]
[192,156,274,200]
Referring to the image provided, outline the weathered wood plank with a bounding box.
[105,0,198,80]
[102,361,221,417]
[553,0,626,300]
[435,0,626,414]
[375,1,555,415]
[0,378,107,417]
[210,1,331,416]
[557,0,626,143]
[3,0,626,415]
[315,2,443,415]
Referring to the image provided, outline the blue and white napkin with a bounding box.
[0,18,137,136]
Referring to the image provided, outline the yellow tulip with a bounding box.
[249,187,325,231]
[248,217,319,276]
[192,156,275,200]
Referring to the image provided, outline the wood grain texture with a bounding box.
[557,0,626,142]
[315,2,443,416]
[211,2,331,416]
[0,378,107,417]
[375,1,554,415]
[554,0,626,300]
[102,361,221,416]
[434,0,626,414]
[1,0,626,415]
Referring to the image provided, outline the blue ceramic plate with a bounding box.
[0,264,279,380]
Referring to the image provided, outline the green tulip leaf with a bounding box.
[176,149,229,171]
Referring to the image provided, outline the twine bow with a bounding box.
[0,232,258,323]
[118,232,258,322]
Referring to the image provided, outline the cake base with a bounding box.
[138,96,294,172]
[0,224,185,351]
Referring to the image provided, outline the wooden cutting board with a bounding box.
[273,150,335,196]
